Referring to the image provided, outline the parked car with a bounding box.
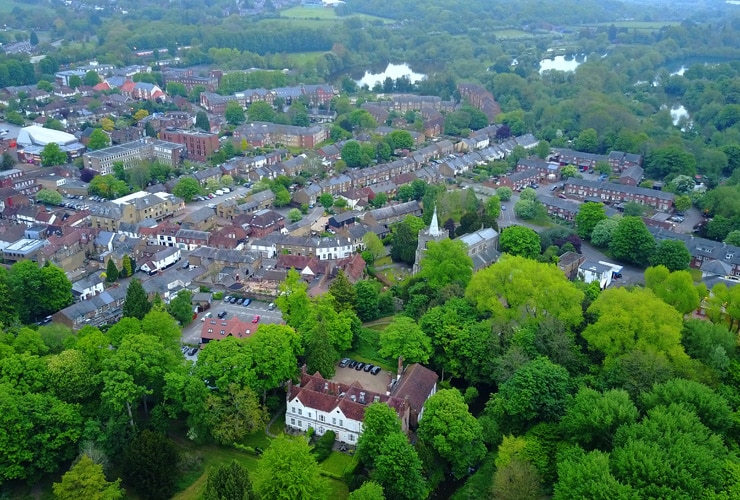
[363,363,374,372]
[268,302,276,310]
[243,298,251,306]
[187,347,198,356]
[355,362,365,371]
[349,360,358,369]
[236,298,244,305]
[501,205,507,211]
[223,295,231,303]
[201,312,213,322]
[371,366,381,375]
[339,358,350,367]
[252,315,260,323]
[217,311,227,319]
[230,297,238,304]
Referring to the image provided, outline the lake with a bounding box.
[539,54,586,74]
[355,63,426,88]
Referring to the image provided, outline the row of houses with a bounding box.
[199,84,335,113]
[551,148,643,174]
[563,178,674,212]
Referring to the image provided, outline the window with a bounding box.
[348,434,354,442]
[290,418,295,425]
[319,415,325,422]
[297,420,302,427]
[339,419,343,427]
[298,408,302,416]
[332,417,336,425]
[308,412,312,418]
[291,406,296,414]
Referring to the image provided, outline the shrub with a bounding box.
[312,430,336,462]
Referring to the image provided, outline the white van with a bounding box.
[201,312,213,322]
[215,189,224,196]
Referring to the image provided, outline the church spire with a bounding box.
[429,205,442,237]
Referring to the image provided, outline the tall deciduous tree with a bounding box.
[252,435,329,500]
[167,289,194,325]
[575,202,607,239]
[583,287,687,365]
[378,316,432,364]
[609,216,655,265]
[419,239,473,290]
[122,279,151,320]
[246,101,274,123]
[373,432,427,500]
[356,402,402,468]
[87,128,110,150]
[644,266,701,314]
[276,269,311,329]
[554,447,634,500]
[650,239,691,271]
[40,142,68,166]
[417,389,486,477]
[348,481,385,500]
[53,455,124,500]
[195,111,211,131]
[105,259,119,283]
[499,226,541,259]
[466,255,584,329]
[204,384,266,444]
[172,177,202,202]
[560,387,638,451]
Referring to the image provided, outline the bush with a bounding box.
[312,430,336,462]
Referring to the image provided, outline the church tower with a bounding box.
[413,206,448,274]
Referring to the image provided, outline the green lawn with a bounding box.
[321,451,355,476]
[348,323,396,372]
[284,51,326,66]
[280,6,340,19]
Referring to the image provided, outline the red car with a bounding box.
[252,315,260,323]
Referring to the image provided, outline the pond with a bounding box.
[539,54,586,74]
[354,63,426,88]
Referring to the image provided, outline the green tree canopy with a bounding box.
[417,389,486,477]
[560,387,638,451]
[609,216,656,265]
[644,266,701,315]
[36,188,63,205]
[247,101,274,123]
[419,238,473,290]
[40,142,68,167]
[225,101,246,125]
[53,454,124,500]
[499,226,541,259]
[173,177,202,202]
[252,435,329,500]
[87,128,110,150]
[122,278,151,320]
[372,432,427,500]
[575,202,607,239]
[466,255,584,329]
[378,316,432,364]
[649,239,691,271]
[204,460,253,500]
[122,430,179,500]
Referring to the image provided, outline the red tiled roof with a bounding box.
[391,363,438,412]
[200,316,257,341]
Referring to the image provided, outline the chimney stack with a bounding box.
[397,356,404,381]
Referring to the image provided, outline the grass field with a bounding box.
[492,29,539,39]
[284,51,326,66]
[274,6,394,24]
[579,21,681,31]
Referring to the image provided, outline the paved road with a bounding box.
[181,298,283,345]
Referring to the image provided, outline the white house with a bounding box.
[140,246,181,274]
[71,274,105,301]
[578,260,622,289]
[285,363,438,444]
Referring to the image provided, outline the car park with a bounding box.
[339,358,350,367]
[371,366,381,375]
[243,298,251,306]
[252,315,260,323]
[349,360,358,369]
[223,295,231,303]
[363,363,374,372]
[236,298,244,305]
[230,297,238,304]
[355,362,365,371]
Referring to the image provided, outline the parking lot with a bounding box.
[181,298,283,345]
[333,361,393,394]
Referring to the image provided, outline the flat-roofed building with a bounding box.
[82,139,184,174]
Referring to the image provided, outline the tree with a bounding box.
[122,430,179,500]
[583,287,687,365]
[356,403,403,468]
[493,458,544,500]
[204,460,253,500]
[173,177,202,202]
[225,101,246,126]
[560,164,578,179]
[341,140,363,168]
[117,254,133,279]
[419,239,473,290]
[362,232,385,261]
[514,199,544,221]
[574,128,599,153]
[276,270,311,329]
[287,208,302,223]
[319,192,334,209]
[650,239,691,271]
[611,404,729,498]
[47,349,98,404]
[122,279,151,320]
[204,384,267,444]
[40,142,68,167]
[247,101,275,123]
[348,481,384,500]
[274,186,292,207]
[2,151,17,171]
[87,128,110,150]
[560,388,638,451]
[499,226,541,259]
[252,436,329,500]
[387,130,414,149]
[168,289,193,325]
[36,188,63,205]
[88,175,129,199]
[354,280,380,322]
[30,30,39,45]
[417,389,486,477]
[53,455,124,500]
[390,218,421,265]
[133,109,149,122]
[467,255,584,329]
[378,316,432,364]
[519,187,537,201]
[486,195,501,218]
[329,271,356,311]
[195,111,211,132]
[682,319,736,372]
[590,217,619,247]
[100,117,114,132]
[644,266,701,314]
[554,448,634,500]
[609,216,656,265]
[575,202,607,239]
[497,186,513,201]
[84,70,101,86]
[69,75,83,88]
[373,432,427,500]
[105,259,119,283]
[489,357,571,431]
[8,261,72,323]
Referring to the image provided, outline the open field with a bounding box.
[492,29,540,39]
[577,21,682,31]
[0,0,53,13]
[276,6,395,24]
[284,51,326,66]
